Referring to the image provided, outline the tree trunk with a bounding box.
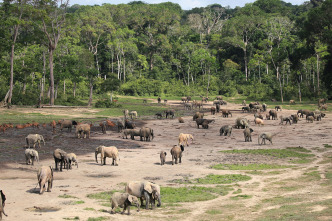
[8,44,15,104]
[316,54,320,95]
[42,51,46,101]
[244,48,248,81]
[298,82,302,103]
[123,57,126,82]
[55,81,59,99]
[49,48,55,105]
[277,67,284,103]
[88,80,93,106]
[73,82,76,98]
[206,70,211,98]
[63,80,66,95]
[22,74,27,95]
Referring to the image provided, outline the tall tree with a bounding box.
[33,0,69,105]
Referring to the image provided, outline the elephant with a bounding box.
[170,145,184,165]
[291,114,299,124]
[76,124,91,139]
[178,117,184,123]
[165,110,175,119]
[122,129,132,139]
[25,149,39,165]
[215,96,223,100]
[235,118,249,129]
[125,120,136,129]
[99,121,107,134]
[242,106,250,112]
[269,110,278,120]
[216,103,220,113]
[184,103,192,110]
[254,117,264,126]
[195,102,203,110]
[129,129,141,140]
[117,121,124,132]
[221,109,232,118]
[193,112,204,121]
[110,192,140,215]
[289,100,296,105]
[275,105,282,111]
[140,127,154,141]
[53,148,68,171]
[95,146,119,166]
[279,116,292,125]
[123,109,129,118]
[0,190,7,220]
[220,125,232,136]
[266,113,271,120]
[37,166,53,194]
[129,111,138,119]
[254,113,264,120]
[60,120,72,132]
[210,107,216,115]
[196,119,214,129]
[157,97,161,103]
[187,96,191,102]
[181,97,187,103]
[155,113,163,119]
[164,99,168,104]
[318,98,326,106]
[306,116,314,123]
[243,128,254,142]
[242,100,246,106]
[178,133,194,146]
[262,103,267,112]
[160,151,167,165]
[25,134,45,148]
[319,104,328,110]
[125,181,161,210]
[66,153,78,169]
[258,132,274,145]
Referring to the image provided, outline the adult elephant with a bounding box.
[37,166,53,194]
[76,124,90,139]
[269,110,278,120]
[53,148,68,171]
[140,127,154,141]
[125,181,161,210]
[26,134,45,148]
[95,146,119,166]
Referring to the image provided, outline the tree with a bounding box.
[33,0,69,105]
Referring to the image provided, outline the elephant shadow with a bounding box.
[154,161,173,166]
[26,188,40,194]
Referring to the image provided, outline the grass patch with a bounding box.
[174,174,251,184]
[289,158,314,164]
[302,171,321,182]
[323,144,332,148]
[86,190,118,201]
[63,217,79,220]
[212,163,289,170]
[161,185,233,203]
[71,200,85,205]
[220,149,314,159]
[233,189,242,194]
[262,196,303,205]
[286,146,311,152]
[230,194,252,200]
[84,208,95,211]
[87,217,108,221]
[58,194,78,199]
[206,209,223,215]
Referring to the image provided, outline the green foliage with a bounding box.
[58,194,78,199]
[94,99,122,108]
[86,191,117,201]
[87,217,108,221]
[173,174,251,184]
[220,149,314,159]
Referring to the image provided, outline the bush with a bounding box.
[95,99,122,108]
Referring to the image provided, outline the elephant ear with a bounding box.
[143,182,153,194]
[127,195,134,203]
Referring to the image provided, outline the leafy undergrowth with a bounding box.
[173,174,251,184]
[212,163,290,170]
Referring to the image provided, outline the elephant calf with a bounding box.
[171,145,184,165]
[160,151,167,165]
[110,192,140,215]
[258,132,274,145]
[243,128,254,142]
[67,153,78,169]
[25,149,39,165]
[37,166,53,194]
[220,125,232,136]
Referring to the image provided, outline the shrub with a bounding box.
[95,99,122,108]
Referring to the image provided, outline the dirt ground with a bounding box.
[0,100,331,221]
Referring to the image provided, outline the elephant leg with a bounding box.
[140,197,144,207]
[111,203,117,214]
[112,158,115,165]
[172,156,174,165]
[103,157,106,165]
[179,156,182,164]
[60,160,63,171]
[47,179,52,192]
[144,192,150,210]
[31,158,34,166]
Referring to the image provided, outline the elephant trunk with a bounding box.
[157,196,161,207]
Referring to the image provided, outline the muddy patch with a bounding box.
[25,206,61,212]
